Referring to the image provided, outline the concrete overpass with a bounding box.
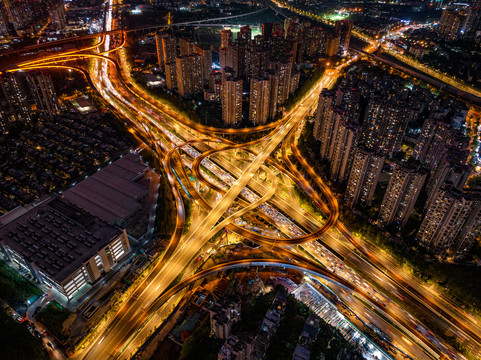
[356,49,481,106]
[0,7,268,57]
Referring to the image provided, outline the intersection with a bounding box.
[5,1,481,359]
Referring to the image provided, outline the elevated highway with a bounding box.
[0,7,268,58]
[5,2,481,358]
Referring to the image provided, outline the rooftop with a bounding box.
[62,153,148,225]
[0,197,122,283]
[293,344,311,360]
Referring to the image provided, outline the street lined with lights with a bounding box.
[6,1,481,359]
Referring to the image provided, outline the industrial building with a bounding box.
[0,153,154,302]
[0,197,131,300]
[62,152,149,228]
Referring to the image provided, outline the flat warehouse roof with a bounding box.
[0,197,122,283]
[62,153,149,225]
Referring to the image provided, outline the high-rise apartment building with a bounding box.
[235,39,249,80]
[262,22,273,40]
[247,44,269,79]
[0,108,9,133]
[155,33,165,70]
[179,37,194,56]
[361,96,412,157]
[161,34,177,66]
[0,1,9,35]
[284,16,299,38]
[413,116,448,169]
[336,87,361,123]
[26,72,60,120]
[438,9,465,40]
[0,0,55,34]
[220,43,239,76]
[209,71,222,90]
[253,34,269,48]
[193,44,212,86]
[313,89,337,140]
[378,164,427,228]
[219,47,227,73]
[416,186,481,260]
[269,60,292,105]
[249,77,271,125]
[270,29,285,59]
[0,0,34,34]
[206,71,221,100]
[223,67,237,81]
[425,153,471,207]
[204,74,222,102]
[222,77,243,125]
[329,118,361,183]
[290,70,300,94]
[283,38,299,64]
[325,34,340,57]
[0,73,32,124]
[164,62,177,90]
[238,25,252,41]
[334,20,352,53]
[462,5,481,36]
[318,106,344,159]
[221,28,233,48]
[176,54,203,97]
[285,21,300,40]
[306,26,327,58]
[345,147,385,207]
[265,70,279,120]
[49,3,66,30]
[314,87,362,183]
[0,72,59,125]
[205,70,222,101]
[413,115,469,170]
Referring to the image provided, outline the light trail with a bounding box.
[9,2,481,358]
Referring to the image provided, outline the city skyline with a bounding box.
[0,0,481,360]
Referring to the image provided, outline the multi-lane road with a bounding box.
[5,1,481,359]
[270,0,481,106]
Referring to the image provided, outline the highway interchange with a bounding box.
[3,1,481,359]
